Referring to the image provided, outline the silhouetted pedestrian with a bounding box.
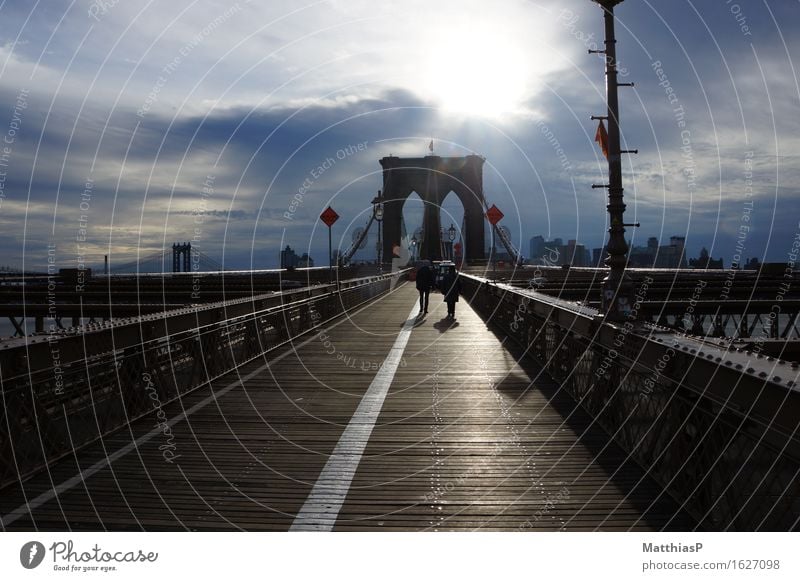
[441,264,461,318]
[415,260,434,314]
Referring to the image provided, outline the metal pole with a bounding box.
[492,228,496,281]
[596,0,632,320]
[493,226,498,280]
[328,225,333,284]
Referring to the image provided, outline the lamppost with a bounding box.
[371,190,384,274]
[448,223,456,260]
[410,236,417,263]
[593,0,633,321]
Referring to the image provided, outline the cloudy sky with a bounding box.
[0,0,798,270]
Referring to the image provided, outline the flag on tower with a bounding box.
[594,120,609,159]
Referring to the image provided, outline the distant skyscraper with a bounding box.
[530,236,592,266]
[280,245,298,269]
[745,257,761,270]
[593,246,608,267]
[670,236,686,248]
[529,235,589,267]
[566,240,587,267]
[689,247,724,269]
[529,235,545,260]
[628,236,687,268]
[297,253,314,268]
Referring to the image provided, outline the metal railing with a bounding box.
[0,272,403,489]
[460,273,800,531]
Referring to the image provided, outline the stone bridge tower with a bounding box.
[379,154,486,262]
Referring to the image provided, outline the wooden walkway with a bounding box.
[0,282,691,531]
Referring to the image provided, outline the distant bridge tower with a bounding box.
[173,243,192,272]
[379,155,486,263]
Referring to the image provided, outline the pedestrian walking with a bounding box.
[441,264,461,318]
[415,260,434,314]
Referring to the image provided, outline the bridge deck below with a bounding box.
[1,283,690,531]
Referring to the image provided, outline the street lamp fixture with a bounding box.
[410,236,417,262]
[372,190,384,273]
[448,223,456,242]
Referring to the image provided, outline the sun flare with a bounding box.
[422,27,529,118]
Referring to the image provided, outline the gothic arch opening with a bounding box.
[402,191,424,262]
[440,191,466,264]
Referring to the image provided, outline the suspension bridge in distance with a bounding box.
[108,243,224,275]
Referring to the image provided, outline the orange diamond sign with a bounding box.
[320,206,339,227]
[486,204,504,225]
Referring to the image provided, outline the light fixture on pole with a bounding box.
[372,190,384,274]
[448,223,456,260]
[410,236,417,262]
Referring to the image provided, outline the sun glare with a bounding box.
[422,28,529,118]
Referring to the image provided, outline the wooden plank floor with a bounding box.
[0,282,692,531]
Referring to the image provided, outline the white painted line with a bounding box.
[0,289,396,528]
[290,302,419,531]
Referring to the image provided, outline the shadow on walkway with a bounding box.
[474,306,696,531]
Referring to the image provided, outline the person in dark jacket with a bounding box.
[441,265,461,318]
[415,260,434,314]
